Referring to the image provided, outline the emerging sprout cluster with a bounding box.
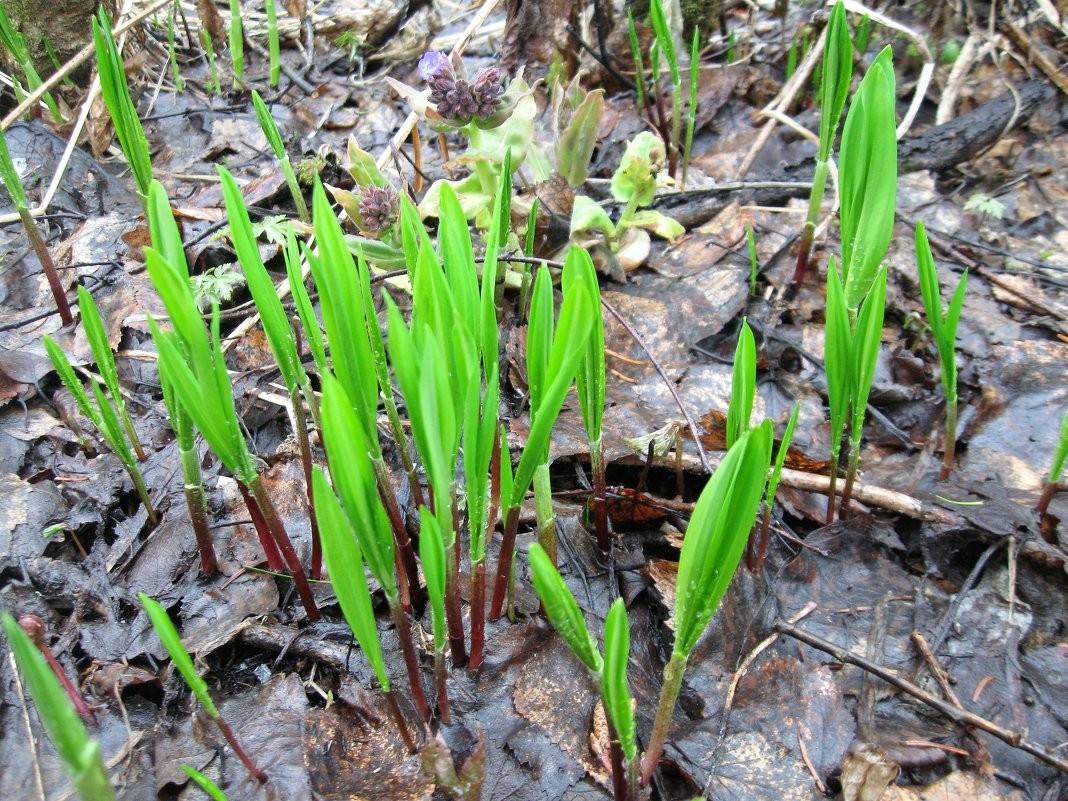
[358,184,400,232]
[419,50,505,124]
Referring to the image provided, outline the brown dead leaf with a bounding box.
[882,771,1023,801]
[606,487,670,527]
[197,0,226,42]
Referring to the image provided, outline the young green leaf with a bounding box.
[418,505,448,652]
[318,372,397,598]
[251,91,285,160]
[1050,411,1068,486]
[561,246,605,445]
[218,166,303,395]
[602,599,637,762]
[839,47,897,311]
[849,266,887,443]
[0,125,27,210]
[825,259,852,459]
[915,221,966,405]
[673,422,774,658]
[265,0,280,87]
[313,468,391,690]
[228,0,244,83]
[3,614,116,801]
[726,318,756,449]
[528,543,603,673]
[284,227,326,372]
[44,336,103,430]
[139,594,219,718]
[93,10,152,200]
[557,89,606,187]
[146,181,187,277]
[818,1,852,162]
[181,766,229,801]
[767,402,800,507]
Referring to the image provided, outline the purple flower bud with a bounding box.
[470,67,505,119]
[358,184,399,233]
[418,50,450,81]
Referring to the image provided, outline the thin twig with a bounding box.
[774,620,1068,775]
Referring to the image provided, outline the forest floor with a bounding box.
[1,1,1068,800]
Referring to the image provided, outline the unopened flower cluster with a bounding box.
[418,51,504,124]
[358,184,399,232]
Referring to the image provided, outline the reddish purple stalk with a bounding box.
[18,615,95,723]
[489,506,521,621]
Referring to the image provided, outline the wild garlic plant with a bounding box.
[3,615,116,801]
[251,91,310,222]
[93,9,153,205]
[313,468,418,748]
[1038,410,1068,524]
[792,1,852,288]
[317,373,431,722]
[915,221,967,479]
[144,183,318,619]
[147,182,217,574]
[0,126,73,324]
[44,327,156,525]
[139,594,266,782]
[824,46,897,521]
[530,427,774,799]
[218,166,323,577]
[0,5,63,122]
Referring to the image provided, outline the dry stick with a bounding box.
[373,0,502,173]
[1002,18,1068,98]
[774,620,1068,775]
[735,27,827,179]
[0,0,173,131]
[910,631,963,709]
[600,297,712,474]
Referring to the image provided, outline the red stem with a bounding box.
[184,483,218,576]
[238,482,285,572]
[19,207,72,326]
[591,442,609,551]
[292,390,321,580]
[214,715,267,782]
[434,648,451,724]
[445,495,467,667]
[385,690,417,753]
[375,461,424,611]
[19,616,95,722]
[791,229,815,288]
[246,478,319,621]
[468,560,486,670]
[489,506,521,621]
[389,599,431,723]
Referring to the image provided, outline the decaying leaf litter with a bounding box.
[0,1,1067,800]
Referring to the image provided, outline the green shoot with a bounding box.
[146,245,318,618]
[147,181,216,573]
[648,0,682,177]
[681,27,700,190]
[93,9,153,203]
[284,228,326,373]
[308,180,420,610]
[838,267,888,517]
[44,336,156,523]
[726,318,756,449]
[419,507,451,723]
[0,126,72,324]
[218,166,321,577]
[824,258,852,522]
[526,550,638,799]
[490,272,594,619]
[228,0,244,85]
[201,30,221,96]
[854,14,871,55]
[265,0,280,87]
[167,3,184,92]
[313,469,416,750]
[318,372,431,722]
[251,91,309,222]
[838,47,897,312]
[0,5,62,122]
[181,767,228,801]
[2,615,116,801]
[627,10,645,108]
[1038,411,1068,522]
[915,221,967,480]
[641,423,773,783]
[792,1,851,288]
[748,402,799,572]
[786,35,799,80]
[78,286,145,460]
[746,222,758,295]
[562,247,608,551]
[139,594,266,782]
